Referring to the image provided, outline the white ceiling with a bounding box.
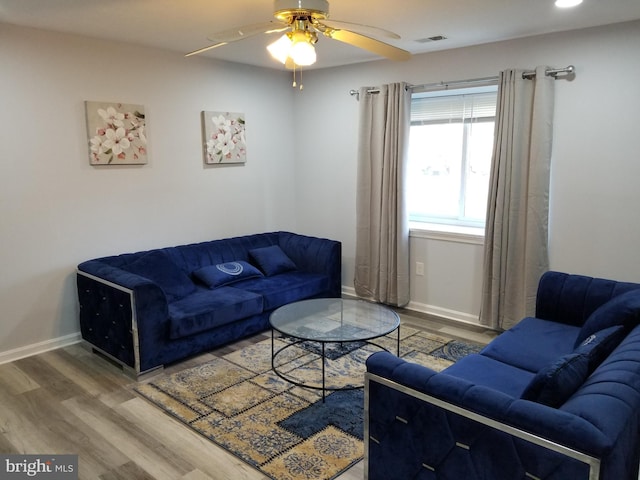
[2,0,640,70]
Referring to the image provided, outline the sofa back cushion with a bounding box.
[163,232,281,273]
[535,271,640,327]
[521,353,589,408]
[574,289,640,347]
[123,250,196,301]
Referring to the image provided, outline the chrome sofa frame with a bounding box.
[364,372,602,480]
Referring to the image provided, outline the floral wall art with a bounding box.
[202,111,246,164]
[85,101,147,165]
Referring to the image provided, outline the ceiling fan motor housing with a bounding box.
[274,0,330,22]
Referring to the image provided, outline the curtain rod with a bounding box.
[522,64,575,79]
[349,65,575,98]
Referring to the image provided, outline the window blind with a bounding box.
[411,91,497,124]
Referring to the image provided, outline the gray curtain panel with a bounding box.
[480,66,555,330]
[354,82,411,307]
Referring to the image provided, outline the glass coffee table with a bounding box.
[269,298,400,401]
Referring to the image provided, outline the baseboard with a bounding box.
[405,300,481,326]
[0,332,82,365]
[341,286,358,298]
[341,286,480,326]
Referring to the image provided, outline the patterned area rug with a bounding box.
[135,326,483,480]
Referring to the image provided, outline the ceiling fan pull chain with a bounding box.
[291,63,303,90]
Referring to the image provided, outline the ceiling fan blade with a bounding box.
[185,42,228,57]
[327,29,411,61]
[319,19,400,40]
[207,21,288,43]
[186,21,287,57]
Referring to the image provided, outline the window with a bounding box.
[407,85,498,231]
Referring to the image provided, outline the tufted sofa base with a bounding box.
[365,373,600,480]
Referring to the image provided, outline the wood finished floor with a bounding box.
[0,310,496,479]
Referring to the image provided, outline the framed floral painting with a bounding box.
[201,111,246,164]
[85,101,147,165]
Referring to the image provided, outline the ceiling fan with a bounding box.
[186,0,411,68]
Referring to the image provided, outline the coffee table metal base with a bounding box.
[271,327,400,402]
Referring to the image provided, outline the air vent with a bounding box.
[416,35,448,43]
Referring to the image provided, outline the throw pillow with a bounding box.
[123,250,196,302]
[574,289,640,347]
[193,261,263,289]
[574,325,626,371]
[249,245,297,276]
[521,353,589,408]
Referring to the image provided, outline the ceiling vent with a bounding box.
[416,35,448,43]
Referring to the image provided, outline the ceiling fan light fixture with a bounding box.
[290,40,316,66]
[289,30,317,66]
[267,34,293,63]
[267,29,317,66]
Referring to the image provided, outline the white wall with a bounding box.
[293,20,640,322]
[0,24,298,358]
[2,20,640,359]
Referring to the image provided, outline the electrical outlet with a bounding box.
[416,262,424,276]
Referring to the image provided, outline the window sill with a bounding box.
[409,222,485,245]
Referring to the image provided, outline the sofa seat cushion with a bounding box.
[168,287,263,339]
[442,354,535,398]
[234,272,329,311]
[480,317,580,373]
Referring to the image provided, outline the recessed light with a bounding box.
[555,0,583,8]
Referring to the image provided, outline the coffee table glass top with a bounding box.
[269,298,400,342]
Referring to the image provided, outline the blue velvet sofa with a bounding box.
[365,271,640,480]
[77,231,341,376]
